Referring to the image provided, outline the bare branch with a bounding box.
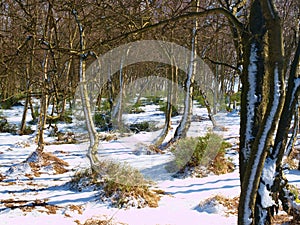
[100,7,244,46]
[202,56,239,71]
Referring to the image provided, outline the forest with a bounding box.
[0,0,299,225]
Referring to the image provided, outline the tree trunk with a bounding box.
[36,54,49,152]
[172,0,199,140]
[20,91,29,134]
[154,65,177,147]
[112,47,130,129]
[238,0,286,224]
[200,90,217,127]
[73,9,100,169]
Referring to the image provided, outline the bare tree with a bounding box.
[72,8,100,169]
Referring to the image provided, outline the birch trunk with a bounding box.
[36,53,49,152]
[72,9,99,169]
[154,65,177,147]
[112,48,130,129]
[172,0,199,140]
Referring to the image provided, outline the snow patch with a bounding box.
[197,198,227,215]
[244,43,259,160]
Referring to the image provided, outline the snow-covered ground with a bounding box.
[0,103,299,225]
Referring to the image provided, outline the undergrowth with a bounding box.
[167,132,234,176]
[70,160,160,209]
[0,116,17,134]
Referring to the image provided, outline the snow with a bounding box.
[244,43,259,161]
[0,102,299,225]
[258,158,276,208]
[253,64,282,209]
[243,60,283,225]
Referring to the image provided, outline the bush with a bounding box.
[94,112,112,131]
[194,95,206,106]
[130,102,145,114]
[0,94,25,109]
[47,115,72,124]
[158,103,179,117]
[70,160,160,209]
[144,96,163,105]
[129,121,159,133]
[97,99,111,112]
[168,132,234,175]
[126,101,145,114]
[0,116,17,134]
[20,125,34,135]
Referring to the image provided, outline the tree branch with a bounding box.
[99,7,244,46]
[202,56,239,71]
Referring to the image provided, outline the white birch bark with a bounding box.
[72,9,99,168]
[173,0,199,139]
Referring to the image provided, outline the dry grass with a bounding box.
[99,133,118,142]
[26,150,69,176]
[148,145,165,154]
[0,173,6,181]
[152,189,166,195]
[69,204,83,214]
[100,160,160,208]
[200,195,239,216]
[284,148,300,170]
[76,216,128,225]
[105,185,161,208]
[1,198,60,214]
[209,150,235,175]
[214,195,239,216]
[70,160,161,209]
[44,205,60,214]
[272,214,294,224]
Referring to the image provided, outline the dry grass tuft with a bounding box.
[272,214,294,225]
[77,216,128,225]
[199,195,239,216]
[26,150,69,176]
[1,198,60,214]
[69,204,83,214]
[214,195,239,215]
[44,205,60,214]
[0,173,6,181]
[152,189,166,195]
[70,160,161,209]
[208,150,235,175]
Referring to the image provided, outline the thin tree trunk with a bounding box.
[154,65,176,147]
[200,90,217,127]
[20,91,29,134]
[36,54,49,152]
[72,9,99,169]
[112,47,130,129]
[172,0,199,140]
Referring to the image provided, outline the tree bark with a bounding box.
[154,65,176,147]
[172,0,199,140]
[72,9,100,169]
[239,0,286,224]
